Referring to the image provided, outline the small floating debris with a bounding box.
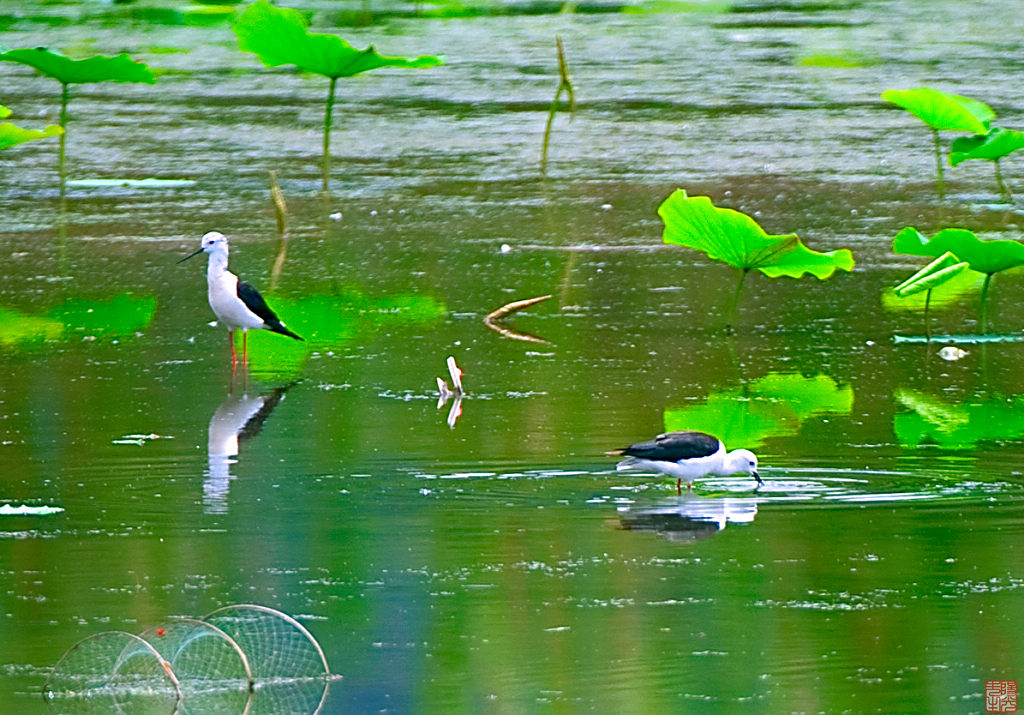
[938,346,968,361]
[111,433,173,446]
[893,333,1024,344]
[484,294,552,344]
[0,504,64,516]
[436,356,463,428]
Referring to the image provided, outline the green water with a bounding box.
[2,0,1024,712]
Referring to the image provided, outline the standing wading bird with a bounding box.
[607,430,762,492]
[179,231,303,367]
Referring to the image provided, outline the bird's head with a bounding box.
[728,449,761,484]
[178,231,228,263]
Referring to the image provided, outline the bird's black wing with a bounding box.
[237,280,281,325]
[237,281,303,340]
[620,431,720,461]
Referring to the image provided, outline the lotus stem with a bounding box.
[322,76,338,192]
[724,268,749,332]
[58,82,69,198]
[932,128,945,200]
[923,288,931,342]
[995,159,1011,201]
[980,273,993,334]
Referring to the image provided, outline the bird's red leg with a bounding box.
[242,330,248,366]
[677,477,682,495]
[229,330,237,368]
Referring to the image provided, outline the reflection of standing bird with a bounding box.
[179,231,302,367]
[607,430,762,491]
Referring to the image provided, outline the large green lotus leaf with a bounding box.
[895,389,1024,450]
[949,127,1024,166]
[664,373,852,449]
[659,190,854,279]
[0,106,10,118]
[881,87,993,134]
[0,48,156,85]
[49,295,157,336]
[893,226,1024,275]
[0,121,62,149]
[234,0,442,79]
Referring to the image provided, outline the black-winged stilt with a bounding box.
[607,430,762,491]
[179,231,302,367]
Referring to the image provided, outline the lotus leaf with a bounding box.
[949,127,1024,166]
[0,121,62,149]
[893,227,1024,275]
[659,190,854,278]
[0,48,155,85]
[234,0,442,78]
[0,105,9,118]
[893,252,968,297]
[881,87,993,134]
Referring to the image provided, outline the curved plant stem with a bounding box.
[724,268,750,332]
[322,76,338,192]
[540,37,574,175]
[979,273,993,334]
[932,128,945,200]
[994,160,1013,203]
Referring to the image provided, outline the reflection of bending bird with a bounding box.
[607,430,761,491]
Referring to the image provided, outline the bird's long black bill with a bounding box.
[753,472,763,486]
[177,247,205,264]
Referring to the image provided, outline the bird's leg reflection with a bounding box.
[204,381,297,514]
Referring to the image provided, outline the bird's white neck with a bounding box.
[206,246,230,280]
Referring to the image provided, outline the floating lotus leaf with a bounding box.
[949,127,1024,166]
[664,373,853,450]
[0,105,9,118]
[0,121,62,149]
[893,227,1024,275]
[49,295,158,336]
[881,87,993,134]
[881,267,981,312]
[0,48,156,85]
[659,190,854,279]
[893,252,969,297]
[234,0,442,78]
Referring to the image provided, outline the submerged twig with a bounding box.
[485,294,553,343]
[540,37,575,175]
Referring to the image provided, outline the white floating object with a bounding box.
[500,243,512,254]
[329,212,343,221]
[446,356,463,394]
[0,504,64,516]
[938,346,968,361]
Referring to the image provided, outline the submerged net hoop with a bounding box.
[43,631,181,712]
[203,604,329,681]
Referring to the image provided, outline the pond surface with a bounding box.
[2,0,1024,711]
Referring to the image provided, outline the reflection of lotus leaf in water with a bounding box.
[244,291,446,375]
[895,389,1024,450]
[0,295,156,347]
[664,373,853,450]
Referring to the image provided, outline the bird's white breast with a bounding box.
[208,270,265,331]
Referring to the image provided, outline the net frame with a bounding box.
[139,617,254,690]
[202,604,330,680]
[43,630,182,710]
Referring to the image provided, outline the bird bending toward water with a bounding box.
[607,430,762,491]
[179,231,302,367]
